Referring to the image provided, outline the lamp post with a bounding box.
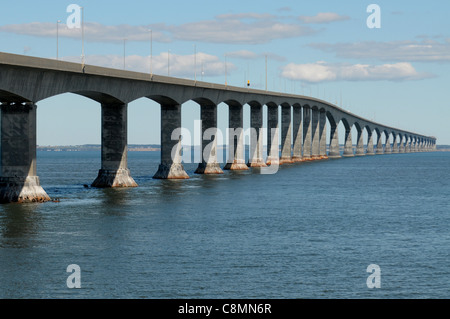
[123,38,126,70]
[148,29,153,77]
[56,20,61,60]
[194,44,197,82]
[265,54,268,91]
[225,54,227,86]
[80,6,85,67]
[168,49,170,76]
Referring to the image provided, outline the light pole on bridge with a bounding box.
[56,20,61,60]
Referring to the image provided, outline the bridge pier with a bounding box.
[392,135,399,153]
[366,130,375,155]
[280,104,293,164]
[399,136,405,153]
[355,128,365,156]
[384,134,392,154]
[343,127,354,157]
[92,103,138,188]
[319,111,328,159]
[266,104,279,165]
[405,138,411,153]
[328,123,341,159]
[223,103,248,170]
[292,105,303,162]
[376,133,384,154]
[302,107,312,160]
[195,103,223,174]
[0,102,50,203]
[153,103,189,179]
[311,108,320,160]
[247,104,266,167]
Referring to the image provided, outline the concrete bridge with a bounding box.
[0,52,437,203]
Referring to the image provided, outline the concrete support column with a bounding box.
[412,138,417,152]
[302,107,312,160]
[355,128,365,156]
[153,103,189,179]
[266,105,279,165]
[376,132,384,154]
[280,104,293,164]
[0,102,50,203]
[366,130,375,155]
[92,103,138,187]
[311,108,320,160]
[224,103,248,170]
[247,104,266,168]
[343,126,354,157]
[399,136,405,153]
[319,111,328,159]
[292,105,303,162]
[392,135,399,153]
[195,103,223,174]
[405,137,411,153]
[384,134,392,154]
[328,123,340,159]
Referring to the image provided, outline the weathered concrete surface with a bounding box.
[92,168,137,188]
[376,133,384,155]
[302,107,312,160]
[0,103,50,203]
[0,176,50,203]
[399,136,405,153]
[311,108,320,160]
[328,124,341,159]
[343,127,354,157]
[384,132,392,154]
[291,105,303,162]
[356,128,365,156]
[92,103,137,187]
[280,104,293,164]
[195,103,224,174]
[153,103,189,179]
[319,111,328,159]
[392,135,399,153]
[266,105,279,166]
[366,130,375,155]
[223,103,248,170]
[247,104,266,168]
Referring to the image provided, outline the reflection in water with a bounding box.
[0,203,42,248]
[98,187,132,216]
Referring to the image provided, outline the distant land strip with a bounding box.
[37,145,450,152]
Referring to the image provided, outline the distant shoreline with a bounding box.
[37,144,450,152]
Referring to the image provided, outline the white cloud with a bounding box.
[0,12,317,45]
[165,13,316,44]
[0,22,170,43]
[298,12,350,24]
[62,52,233,78]
[226,50,285,62]
[281,61,433,83]
[309,40,450,63]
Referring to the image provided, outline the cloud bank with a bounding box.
[281,61,433,83]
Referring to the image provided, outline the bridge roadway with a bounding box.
[0,52,437,203]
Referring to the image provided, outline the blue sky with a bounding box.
[1,0,449,145]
